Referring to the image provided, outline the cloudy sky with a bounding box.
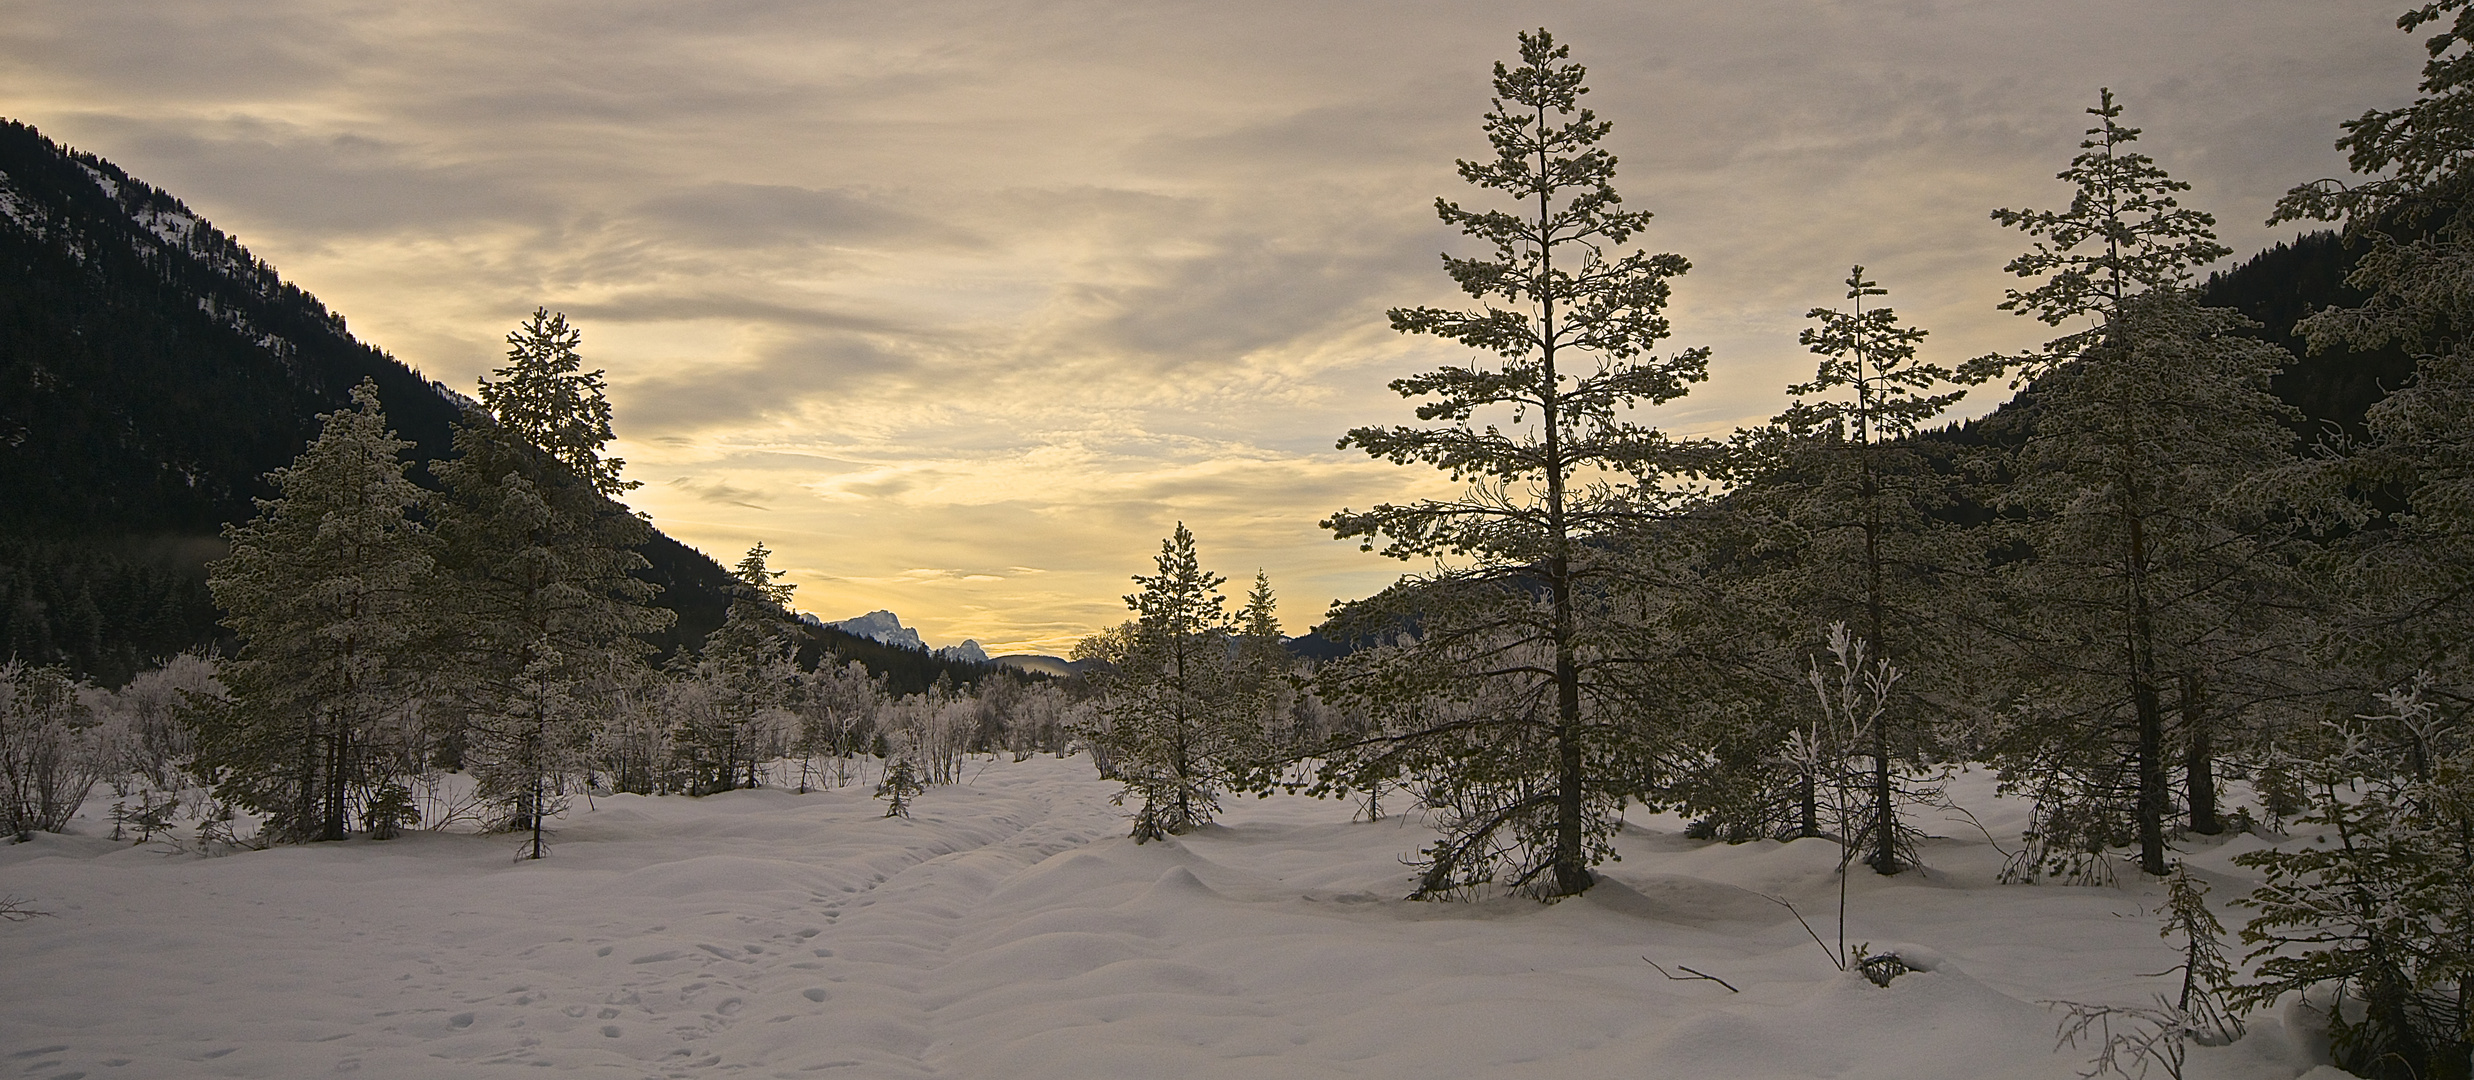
[0,0,2429,655]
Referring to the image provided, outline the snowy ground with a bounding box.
[1,756,2357,1079]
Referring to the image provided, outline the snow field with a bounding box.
[1,757,2347,1078]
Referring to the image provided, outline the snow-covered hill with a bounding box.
[0,759,2349,1079]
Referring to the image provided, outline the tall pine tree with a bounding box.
[434,314,669,858]
[1318,29,1713,898]
[1982,91,2299,878]
[1719,269,1976,872]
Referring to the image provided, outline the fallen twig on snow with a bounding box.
[1644,957,1739,993]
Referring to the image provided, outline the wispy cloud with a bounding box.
[0,0,2425,653]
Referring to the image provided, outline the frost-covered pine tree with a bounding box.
[2236,677,2474,1078]
[2276,2,2474,705]
[1710,269,1976,870]
[2217,14,2474,1070]
[197,379,435,842]
[478,309,636,499]
[1980,90,2301,879]
[675,543,802,793]
[1084,524,1267,842]
[1317,29,1712,898]
[434,319,669,858]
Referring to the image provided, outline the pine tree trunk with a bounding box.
[323,631,355,842]
[1862,452,1898,874]
[2116,368,2169,879]
[2126,505,2169,878]
[321,716,350,841]
[1549,553,1592,897]
[295,723,320,841]
[2183,671,2221,835]
[526,699,547,859]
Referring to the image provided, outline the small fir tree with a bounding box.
[1083,525,1268,842]
[1235,571,1298,751]
[2161,863,2244,1044]
[876,731,924,818]
[677,543,803,792]
[2046,863,2244,1080]
[1717,269,1976,871]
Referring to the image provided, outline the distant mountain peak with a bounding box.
[813,609,986,662]
[826,609,924,651]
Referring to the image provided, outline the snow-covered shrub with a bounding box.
[2234,676,2474,1080]
[794,660,884,790]
[0,660,105,839]
[2050,1000,2217,1080]
[665,649,797,795]
[2047,863,2244,1080]
[594,682,676,795]
[975,677,1075,763]
[87,650,219,794]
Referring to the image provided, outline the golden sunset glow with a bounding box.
[0,0,2419,654]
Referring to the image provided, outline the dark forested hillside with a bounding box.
[2197,230,2416,442]
[1925,230,2412,455]
[0,121,735,681]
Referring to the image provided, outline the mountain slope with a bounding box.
[0,120,735,679]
